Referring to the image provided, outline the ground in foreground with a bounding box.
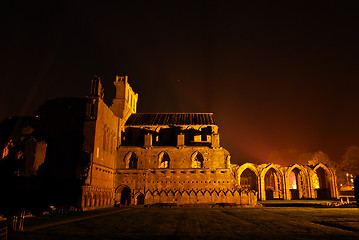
[7,207,359,240]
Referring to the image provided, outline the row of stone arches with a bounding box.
[82,191,113,209]
[237,163,338,200]
[115,186,257,205]
[123,151,205,169]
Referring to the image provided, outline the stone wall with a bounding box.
[113,166,258,206]
[236,162,338,201]
[82,97,120,208]
[142,189,257,205]
[78,76,338,210]
[117,146,230,170]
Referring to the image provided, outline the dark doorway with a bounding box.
[290,189,299,199]
[120,187,131,205]
[136,193,145,205]
[265,189,274,200]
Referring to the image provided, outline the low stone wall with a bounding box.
[142,189,257,206]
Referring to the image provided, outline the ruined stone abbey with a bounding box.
[0,76,339,210]
[80,76,338,208]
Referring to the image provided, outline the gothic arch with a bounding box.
[135,192,145,205]
[159,191,168,203]
[115,185,131,206]
[153,190,160,203]
[218,190,226,202]
[167,190,175,203]
[191,151,204,168]
[260,164,284,200]
[197,191,205,203]
[211,190,220,203]
[238,163,259,191]
[124,151,138,169]
[189,190,197,204]
[312,163,337,199]
[182,191,190,204]
[313,163,333,177]
[158,151,170,168]
[285,164,310,199]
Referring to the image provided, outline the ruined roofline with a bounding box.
[125,113,216,126]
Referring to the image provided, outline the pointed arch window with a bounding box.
[240,168,258,191]
[124,152,138,169]
[191,151,204,168]
[159,152,170,168]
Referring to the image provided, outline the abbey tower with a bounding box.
[110,76,138,122]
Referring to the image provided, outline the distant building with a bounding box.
[0,76,338,211]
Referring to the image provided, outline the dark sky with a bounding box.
[1,1,359,165]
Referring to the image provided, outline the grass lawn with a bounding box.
[5,206,359,240]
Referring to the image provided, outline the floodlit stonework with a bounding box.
[235,162,338,201]
[78,76,338,209]
[80,76,257,208]
[0,75,338,211]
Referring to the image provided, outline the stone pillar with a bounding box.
[144,133,152,148]
[177,133,185,148]
[211,133,220,148]
[330,171,339,199]
[260,173,266,201]
[286,177,291,200]
[81,193,86,208]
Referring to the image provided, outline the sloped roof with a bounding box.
[125,113,216,126]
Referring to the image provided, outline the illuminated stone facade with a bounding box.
[79,76,338,209]
[80,76,257,208]
[0,75,339,211]
[235,163,338,201]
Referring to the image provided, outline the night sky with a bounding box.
[1,1,359,165]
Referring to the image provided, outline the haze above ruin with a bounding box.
[1,1,359,164]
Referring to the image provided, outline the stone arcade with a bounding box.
[80,76,338,209]
[0,76,338,210]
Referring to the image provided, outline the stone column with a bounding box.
[177,133,185,148]
[211,133,220,148]
[260,173,266,201]
[144,133,152,148]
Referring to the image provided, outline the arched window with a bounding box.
[124,152,138,169]
[264,167,283,200]
[191,151,204,168]
[136,193,145,205]
[288,167,309,200]
[129,155,138,169]
[159,151,170,168]
[240,168,258,190]
[115,185,131,206]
